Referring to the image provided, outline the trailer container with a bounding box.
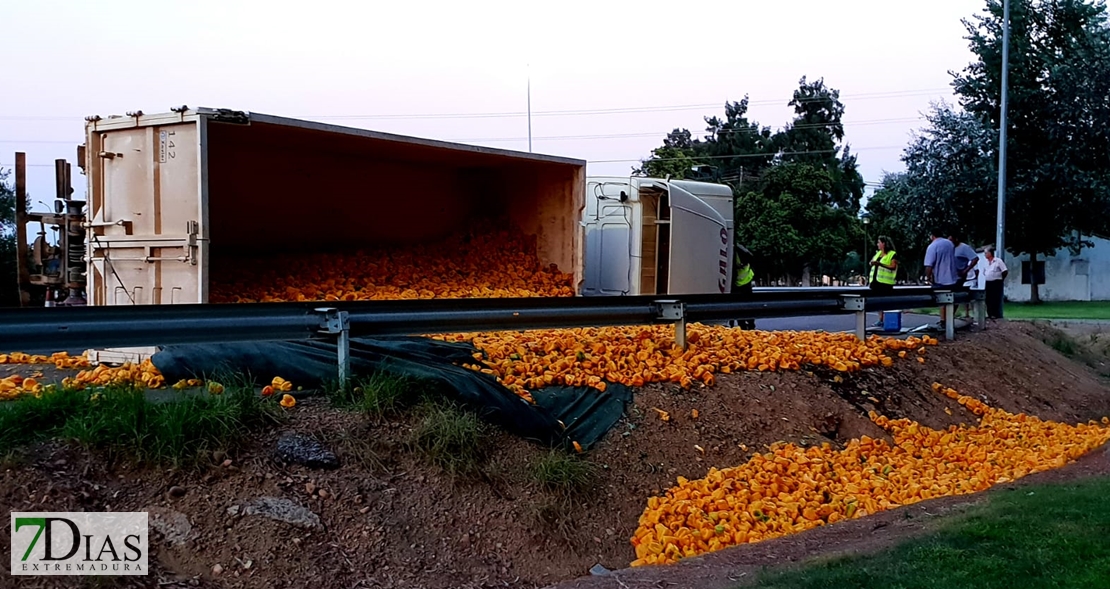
[83,107,585,308]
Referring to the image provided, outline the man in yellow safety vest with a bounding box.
[730,243,755,329]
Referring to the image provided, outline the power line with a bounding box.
[0,87,952,123]
[587,145,906,164]
[2,144,908,169]
[0,116,927,147]
[456,117,925,143]
[302,89,949,120]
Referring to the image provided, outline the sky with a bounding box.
[2,0,983,210]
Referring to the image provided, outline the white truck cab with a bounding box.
[582,177,734,296]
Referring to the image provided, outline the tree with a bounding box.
[865,172,937,282]
[0,169,18,307]
[735,163,860,282]
[776,77,866,213]
[952,0,1110,301]
[635,98,776,184]
[635,129,700,179]
[637,78,869,284]
[865,102,1001,282]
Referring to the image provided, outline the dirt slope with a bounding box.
[1,323,1108,589]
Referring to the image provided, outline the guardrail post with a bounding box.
[973,290,987,330]
[841,295,867,341]
[934,291,956,341]
[317,307,351,388]
[655,300,687,350]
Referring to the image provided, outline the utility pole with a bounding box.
[996,0,1010,256]
[526,63,530,153]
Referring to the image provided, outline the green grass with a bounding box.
[530,450,597,496]
[912,301,1110,320]
[410,402,488,476]
[328,372,431,418]
[0,382,282,468]
[749,476,1110,589]
[1003,301,1110,320]
[1042,329,1080,356]
[329,425,388,473]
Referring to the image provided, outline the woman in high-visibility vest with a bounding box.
[868,236,898,328]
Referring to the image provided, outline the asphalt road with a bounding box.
[753,312,941,333]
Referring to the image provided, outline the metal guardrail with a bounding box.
[0,287,979,384]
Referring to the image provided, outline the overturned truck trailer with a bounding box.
[84,108,586,305]
[83,107,586,361]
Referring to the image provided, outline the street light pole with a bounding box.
[527,64,533,153]
[996,0,1010,257]
[862,215,871,286]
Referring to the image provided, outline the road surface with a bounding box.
[754,312,940,333]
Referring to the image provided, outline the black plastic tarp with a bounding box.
[150,337,629,449]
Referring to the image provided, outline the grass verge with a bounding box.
[329,372,431,418]
[750,476,1110,589]
[1004,301,1110,321]
[0,382,282,468]
[530,450,597,496]
[410,402,488,477]
[1029,322,1110,377]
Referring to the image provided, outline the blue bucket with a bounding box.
[883,311,902,332]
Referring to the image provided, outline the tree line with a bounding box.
[637,0,1110,300]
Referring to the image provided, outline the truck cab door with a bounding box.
[667,183,732,294]
[582,182,634,296]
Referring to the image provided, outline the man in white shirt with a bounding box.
[982,246,1009,319]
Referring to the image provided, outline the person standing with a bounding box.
[950,233,980,318]
[868,236,898,328]
[982,246,1008,319]
[924,228,959,326]
[730,243,756,330]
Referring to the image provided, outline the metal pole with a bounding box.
[337,311,351,388]
[14,153,29,306]
[935,291,956,341]
[527,65,533,153]
[863,227,868,286]
[842,295,867,341]
[996,0,1010,258]
[974,290,987,331]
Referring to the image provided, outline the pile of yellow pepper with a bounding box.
[1,329,939,404]
[629,383,1110,567]
[58,359,167,390]
[440,327,937,402]
[209,223,576,303]
[0,351,90,370]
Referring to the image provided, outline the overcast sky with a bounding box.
[3,0,982,207]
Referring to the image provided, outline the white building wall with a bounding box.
[1003,236,1110,302]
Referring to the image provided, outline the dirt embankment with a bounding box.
[1,322,1108,589]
